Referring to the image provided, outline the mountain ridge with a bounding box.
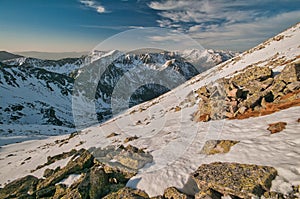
[0,51,23,61]
[0,48,236,141]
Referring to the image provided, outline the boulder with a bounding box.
[200,140,239,155]
[269,80,286,99]
[0,175,38,199]
[196,86,210,98]
[276,62,300,83]
[237,106,247,114]
[163,187,190,199]
[35,185,56,198]
[243,80,264,94]
[90,145,153,173]
[230,66,273,87]
[124,135,139,143]
[53,184,67,199]
[286,81,300,92]
[261,78,274,89]
[88,166,110,198]
[192,162,277,198]
[103,187,149,199]
[241,93,262,108]
[227,88,243,98]
[267,122,287,134]
[37,149,94,190]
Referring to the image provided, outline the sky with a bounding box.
[0,0,299,53]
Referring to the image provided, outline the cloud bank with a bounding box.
[148,0,300,51]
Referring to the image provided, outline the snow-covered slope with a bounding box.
[0,23,299,196]
[3,57,84,76]
[1,49,236,139]
[0,62,75,143]
[178,48,239,72]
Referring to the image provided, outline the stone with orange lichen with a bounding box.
[267,122,287,134]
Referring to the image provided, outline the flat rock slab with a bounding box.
[200,140,239,155]
[89,145,153,173]
[192,162,277,198]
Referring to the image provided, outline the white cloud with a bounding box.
[80,25,144,30]
[189,11,300,51]
[189,25,202,32]
[80,0,106,13]
[148,0,300,51]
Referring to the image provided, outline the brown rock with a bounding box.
[244,80,264,94]
[261,78,274,89]
[230,66,273,87]
[37,149,94,190]
[0,175,38,199]
[242,93,262,108]
[238,106,247,114]
[270,80,286,99]
[224,112,234,118]
[103,187,149,199]
[267,122,287,134]
[196,86,210,97]
[163,187,189,199]
[124,135,139,143]
[200,140,239,155]
[286,81,300,92]
[263,191,284,199]
[261,97,267,108]
[192,162,277,198]
[106,132,120,138]
[227,88,243,98]
[276,62,300,83]
[198,114,210,122]
[53,184,67,199]
[195,188,222,199]
[174,106,181,112]
[91,145,153,173]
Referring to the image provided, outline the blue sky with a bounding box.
[0,0,299,52]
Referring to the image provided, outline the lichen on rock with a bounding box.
[200,140,239,155]
[192,162,278,198]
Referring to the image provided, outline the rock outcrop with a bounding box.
[2,149,299,199]
[194,62,300,121]
[0,147,149,199]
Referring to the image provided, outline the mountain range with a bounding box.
[0,48,237,143]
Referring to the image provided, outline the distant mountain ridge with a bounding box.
[15,51,88,60]
[0,51,23,61]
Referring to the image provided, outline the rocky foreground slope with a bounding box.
[0,23,300,198]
